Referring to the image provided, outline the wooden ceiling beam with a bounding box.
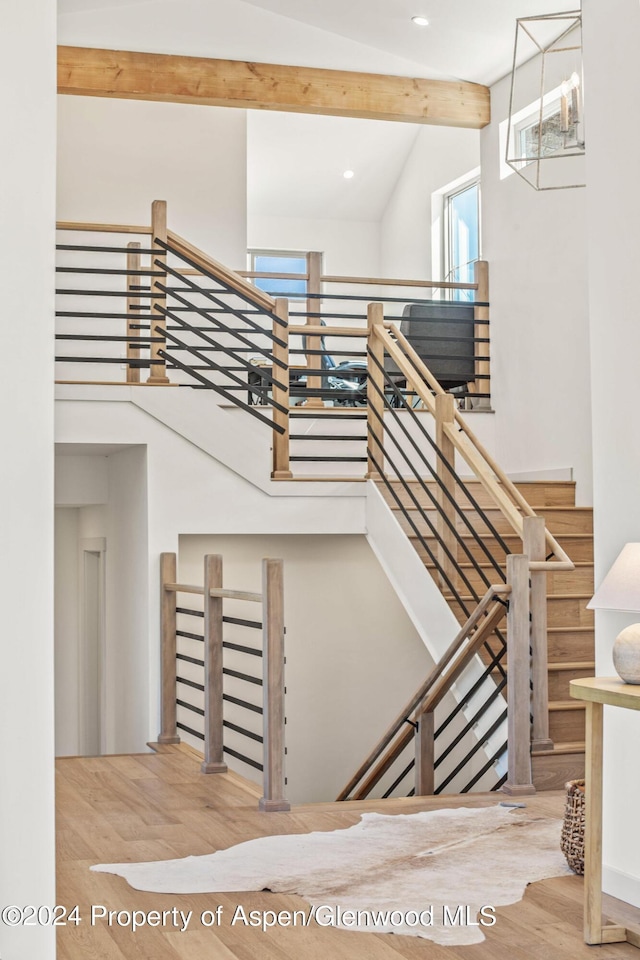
[57,46,490,129]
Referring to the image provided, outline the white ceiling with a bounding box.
[243,0,580,85]
[248,112,420,221]
[58,0,580,85]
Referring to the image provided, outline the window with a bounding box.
[248,251,307,299]
[444,179,481,300]
[515,99,566,162]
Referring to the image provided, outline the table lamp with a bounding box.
[588,543,640,684]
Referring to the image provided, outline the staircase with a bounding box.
[379,477,594,789]
[55,200,593,799]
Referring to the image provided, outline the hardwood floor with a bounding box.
[56,745,640,959]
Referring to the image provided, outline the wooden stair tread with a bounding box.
[534,741,585,757]
[411,532,593,541]
[272,476,366,482]
[392,504,592,513]
[491,661,594,673]
[546,593,592,600]
[446,593,592,602]
[548,661,595,672]
[424,560,593,570]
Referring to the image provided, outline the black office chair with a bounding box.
[385,302,476,401]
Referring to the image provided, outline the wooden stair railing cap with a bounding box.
[166,230,276,314]
[372,322,575,572]
[336,585,510,801]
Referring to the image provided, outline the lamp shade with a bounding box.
[588,543,640,612]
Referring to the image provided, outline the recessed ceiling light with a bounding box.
[411,16,430,27]
[343,169,355,179]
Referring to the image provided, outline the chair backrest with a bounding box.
[399,302,475,389]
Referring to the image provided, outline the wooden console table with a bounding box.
[570,677,640,947]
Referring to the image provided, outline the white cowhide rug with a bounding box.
[92,804,571,945]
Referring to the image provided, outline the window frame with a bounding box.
[442,176,482,298]
[247,248,309,301]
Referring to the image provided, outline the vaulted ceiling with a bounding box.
[58,0,580,85]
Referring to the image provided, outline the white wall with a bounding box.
[584,0,640,907]
[0,2,56,957]
[57,96,247,266]
[480,66,592,504]
[380,125,481,280]
[179,534,433,803]
[55,509,81,756]
[249,214,381,276]
[105,447,150,753]
[55,453,108,506]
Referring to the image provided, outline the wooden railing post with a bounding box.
[158,553,180,744]
[271,298,292,479]
[525,516,553,753]
[473,260,490,408]
[259,558,290,812]
[366,302,385,478]
[201,554,227,774]
[304,250,324,408]
[147,199,170,384]
[503,554,536,796]
[126,241,141,383]
[435,392,458,589]
[414,710,435,795]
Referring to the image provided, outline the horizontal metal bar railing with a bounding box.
[337,587,510,802]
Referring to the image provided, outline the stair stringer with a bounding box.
[365,480,508,782]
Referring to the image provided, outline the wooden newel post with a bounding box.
[473,260,490,409]
[524,516,553,753]
[271,298,292,479]
[158,553,180,744]
[366,302,385,479]
[304,250,324,409]
[414,710,436,796]
[259,558,290,812]
[126,241,141,383]
[435,392,457,589]
[147,199,170,384]
[201,554,227,774]
[503,554,536,796]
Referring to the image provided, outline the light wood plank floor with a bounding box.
[57,745,640,959]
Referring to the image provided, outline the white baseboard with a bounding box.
[603,864,640,909]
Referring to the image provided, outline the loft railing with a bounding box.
[239,253,490,406]
[158,552,289,813]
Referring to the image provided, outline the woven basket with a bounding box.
[560,779,585,874]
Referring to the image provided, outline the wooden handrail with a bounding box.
[290,324,368,338]
[373,323,575,572]
[166,229,276,313]
[321,274,479,291]
[235,269,479,291]
[336,586,510,802]
[56,220,153,234]
[164,582,262,602]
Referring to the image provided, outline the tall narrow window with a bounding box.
[444,180,481,300]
